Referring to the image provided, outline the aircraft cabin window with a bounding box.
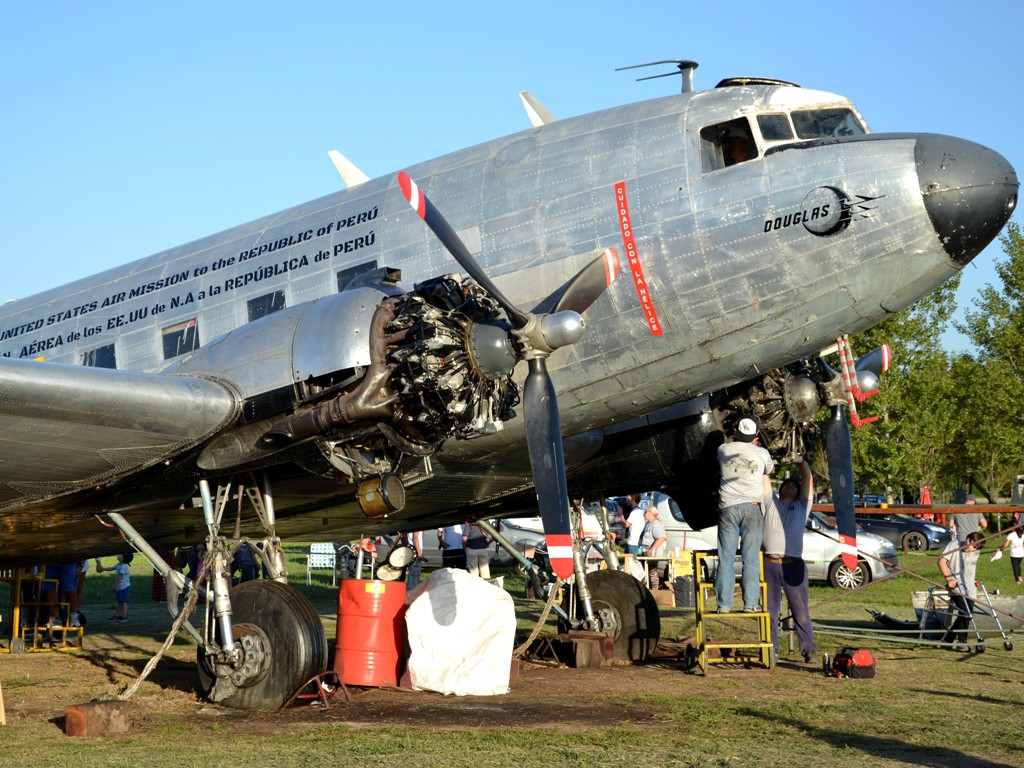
[700,118,757,172]
[791,108,865,139]
[247,290,286,322]
[81,343,116,369]
[757,114,794,142]
[162,318,200,360]
[337,260,378,292]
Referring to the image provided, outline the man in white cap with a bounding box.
[714,415,774,612]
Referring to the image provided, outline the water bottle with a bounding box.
[822,653,831,675]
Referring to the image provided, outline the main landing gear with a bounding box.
[196,579,326,710]
[105,474,328,711]
[478,519,660,663]
[560,569,660,662]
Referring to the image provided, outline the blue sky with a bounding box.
[3,2,1021,352]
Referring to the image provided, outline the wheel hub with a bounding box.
[594,605,622,639]
[207,624,272,701]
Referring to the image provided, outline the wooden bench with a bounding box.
[306,543,337,586]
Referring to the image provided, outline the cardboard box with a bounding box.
[652,589,676,607]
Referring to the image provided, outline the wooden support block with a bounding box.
[557,631,615,668]
[65,700,131,737]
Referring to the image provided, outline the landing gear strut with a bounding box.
[560,569,660,662]
[196,580,327,710]
[103,473,328,710]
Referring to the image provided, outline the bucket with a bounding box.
[335,579,408,687]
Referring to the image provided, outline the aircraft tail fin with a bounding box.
[519,91,556,127]
[328,150,370,188]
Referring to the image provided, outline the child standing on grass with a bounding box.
[95,553,132,622]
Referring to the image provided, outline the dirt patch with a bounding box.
[0,627,803,737]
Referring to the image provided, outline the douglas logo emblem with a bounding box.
[764,186,884,237]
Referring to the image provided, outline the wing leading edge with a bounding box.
[0,357,240,509]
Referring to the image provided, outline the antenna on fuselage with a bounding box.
[616,59,699,93]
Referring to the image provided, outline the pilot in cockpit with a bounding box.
[723,129,754,166]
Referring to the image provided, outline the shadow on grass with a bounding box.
[739,709,1011,768]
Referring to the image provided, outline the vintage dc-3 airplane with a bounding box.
[0,60,1016,708]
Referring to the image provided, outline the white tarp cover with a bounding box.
[405,568,515,696]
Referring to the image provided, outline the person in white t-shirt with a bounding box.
[715,415,774,613]
[992,525,1024,584]
[620,495,646,556]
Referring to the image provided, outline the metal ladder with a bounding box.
[693,550,773,672]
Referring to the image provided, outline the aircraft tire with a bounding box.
[562,569,660,662]
[197,580,327,710]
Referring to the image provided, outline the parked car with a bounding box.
[858,494,886,506]
[854,513,951,552]
[652,493,898,590]
[418,519,547,569]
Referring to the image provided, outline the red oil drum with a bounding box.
[334,579,408,687]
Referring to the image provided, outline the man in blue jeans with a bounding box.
[762,459,819,664]
[715,415,774,613]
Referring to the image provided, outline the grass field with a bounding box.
[2,542,1022,767]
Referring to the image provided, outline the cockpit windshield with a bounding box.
[791,108,865,139]
[702,106,866,173]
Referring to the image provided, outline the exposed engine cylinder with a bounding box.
[386,274,520,446]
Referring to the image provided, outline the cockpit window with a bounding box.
[700,118,757,172]
[791,108,864,139]
[757,113,794,142]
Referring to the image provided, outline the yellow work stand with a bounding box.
[693,550,773,672]
[0,571,84,654]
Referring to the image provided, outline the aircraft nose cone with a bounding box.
[917,134,1018,265]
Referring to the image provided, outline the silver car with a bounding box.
[656,494,898,589]
[419,519,547,569]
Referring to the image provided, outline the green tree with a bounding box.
[845,278,961,501]
[947,354,1021,501]
[954,221,1024,499]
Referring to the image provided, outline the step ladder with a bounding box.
[693,550,773,672]
[0,570,84,654]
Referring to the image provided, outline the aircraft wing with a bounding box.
[0,357,240,509]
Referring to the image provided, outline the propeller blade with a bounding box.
[552,248,621,314]
[397,172,528,329]
[826,402,859,571]
[854,344,892,378]
[397,171,585,580]
[523,357,573,580]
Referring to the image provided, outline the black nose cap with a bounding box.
[917,134,1018,265]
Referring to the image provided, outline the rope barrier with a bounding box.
[513,577,563,659]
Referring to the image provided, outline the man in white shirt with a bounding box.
[620,495,646,556]
[715,415,774,613]
[939,531,985,652]
[762,459,818,663]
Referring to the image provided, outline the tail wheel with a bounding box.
[562,569,660,661]
[197,580,327,710]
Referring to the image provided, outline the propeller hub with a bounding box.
[525,310,585,356]
[856,369,879,392]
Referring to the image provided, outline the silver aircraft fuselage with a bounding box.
[0,79,1016,562]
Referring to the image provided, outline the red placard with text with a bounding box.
[614,181,662,336]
